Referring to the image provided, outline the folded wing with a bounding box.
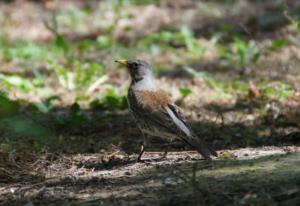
[130,96,217,159]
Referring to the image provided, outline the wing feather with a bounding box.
[128,89,217,158]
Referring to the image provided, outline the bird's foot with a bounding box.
[157,152,168,160]
[137,158,152,163]
[137,156,167,163]
[137,150,168,163]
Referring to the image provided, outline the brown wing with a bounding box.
[128,89,217,158]
[134,90,172,108]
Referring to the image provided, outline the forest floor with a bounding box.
[1,146,300,206]
[0,0,300,205]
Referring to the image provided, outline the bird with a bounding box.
[115,59,217,161]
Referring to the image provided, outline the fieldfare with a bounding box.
[115,59,217,161]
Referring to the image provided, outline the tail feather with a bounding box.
[181,136,217,159]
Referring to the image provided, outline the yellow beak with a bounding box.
[115,60,128,66]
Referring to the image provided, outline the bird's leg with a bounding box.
[160,145,169,160]
[137,133,148,162]
[137,143,145,162]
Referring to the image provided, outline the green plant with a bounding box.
[179,87,192,99]
[0,40,62,63]
[261,81,293,99]
[68,102,86,124]
[176,86,193,105]
[0,92,19,118]
[284,10,300,46]
[0,74,34,92]
[184,66,223,89]
[51,61,106,91]
[268,38,289,51]
[34,96,61,113]
[90,86,127,110]
[220,37,261,69]
[142,27,204,57]
[1,115,56,149]
[284,10,300,33]
[97,35,114,49]
[180,26,204,56]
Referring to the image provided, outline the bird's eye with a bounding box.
[132,62,139,68]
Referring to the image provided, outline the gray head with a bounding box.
[115,59,152,82]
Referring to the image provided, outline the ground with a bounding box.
[0,0,299,205]
[1,147,300,206]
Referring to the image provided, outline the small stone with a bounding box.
[163,177,178,186]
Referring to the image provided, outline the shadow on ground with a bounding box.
[0,93,299,156]
[1,152,299,206]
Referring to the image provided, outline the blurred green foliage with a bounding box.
[68,102,86,124]
[219,37,261,69]
[0,92,19,118]
[179,87,192,98]
[0,74,35,92]
[0,93,56,152]
[51,61,106,91]
[0,40,62,62]
[268,38,289,51]
[34,96,60,113]
[142,26,205,60]
[90,86,127,110]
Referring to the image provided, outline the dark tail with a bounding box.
[181,136,217,159]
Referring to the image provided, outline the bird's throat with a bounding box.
[131,76,157,91]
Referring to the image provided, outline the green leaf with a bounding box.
[179,87,192,98]
[97,35,113,49]
[0,75,34,92]
[0,115,55,144]
[252,52,261,63]
[69,102,86,124]
[34,102,50,113]
[33,96,60,113]
[0,95,19,118]
[55,35,69,52]
[90,87,127,110]
[269,38,289,51]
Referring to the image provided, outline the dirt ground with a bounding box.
[0,146,299,206]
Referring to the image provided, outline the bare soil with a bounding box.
[1,146,299,206]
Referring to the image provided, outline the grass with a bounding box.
[0,14,296,108]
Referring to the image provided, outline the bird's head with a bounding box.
[115,59,152,82]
